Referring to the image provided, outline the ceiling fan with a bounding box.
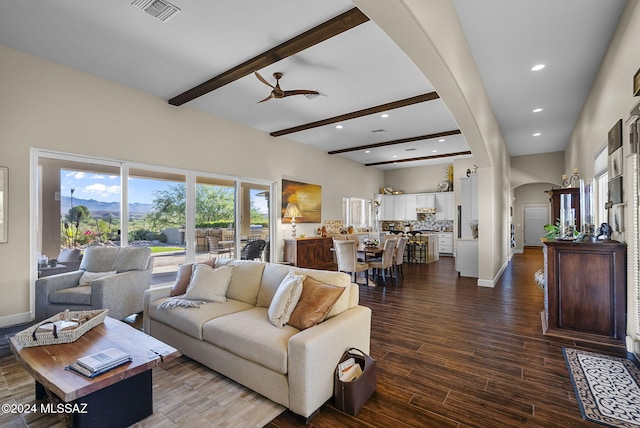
[254,71,320,103]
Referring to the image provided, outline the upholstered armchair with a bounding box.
[35,246,153,322]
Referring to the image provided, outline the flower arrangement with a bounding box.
[363,238,379,247]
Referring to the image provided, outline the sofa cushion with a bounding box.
[116,246,151,272]
[80,246,151,273]
[183,265,232,303]
[287,276,343,330]
[170,259,216,297]
[148,298,253,340]
[268,272,304,328]
[78,270,116,286]
[49,286,91,305]
[202,307,299,374]
[292,268,351,319]
[256,263,292,308]
[215,259,265,305]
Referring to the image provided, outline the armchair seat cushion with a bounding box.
[49,286,91,305]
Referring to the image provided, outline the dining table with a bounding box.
[357,243,383,261]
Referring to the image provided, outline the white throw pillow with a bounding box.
[183,264,233,303]
[79,270,117,286]
[268,272,304,328]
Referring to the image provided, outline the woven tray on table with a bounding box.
[14,309,108,348]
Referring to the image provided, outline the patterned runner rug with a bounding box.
[563,348,640,427]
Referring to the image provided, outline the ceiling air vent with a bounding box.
[405,148,417,152]
[132,0,181,22]
[371,129,387,134]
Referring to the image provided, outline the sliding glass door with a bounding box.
[35,150,275,282]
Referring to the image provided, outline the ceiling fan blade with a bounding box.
[257,93,274,103]
[283,90,321,97]
[254,71,275,89]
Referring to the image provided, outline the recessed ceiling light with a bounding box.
[432,150,438,153]
[381,113,389,118]
[336,125,343,129]
[531,64,545,71]
[392,155,398,159]
[438,139,446,142]
[532,108,543,113]
[364,150,371,154]
[533,132,541,137]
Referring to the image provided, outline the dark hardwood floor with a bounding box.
[267,247,627,428]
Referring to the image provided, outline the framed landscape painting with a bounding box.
[282,179,321,223]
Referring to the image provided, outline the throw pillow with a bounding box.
[268,272,304,328]
[79,270,117,286]
[183,264,232,303]
[288,276,344,330]
[170,259,215,297]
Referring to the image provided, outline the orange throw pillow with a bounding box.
[288,277,344,330]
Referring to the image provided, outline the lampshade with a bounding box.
[284,203,303,218]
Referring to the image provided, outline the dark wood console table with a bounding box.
[541,238,626,346]
[283,237,336,270]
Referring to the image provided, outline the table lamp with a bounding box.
[284,203,303,239]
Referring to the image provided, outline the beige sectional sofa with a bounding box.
[143,259,372,421]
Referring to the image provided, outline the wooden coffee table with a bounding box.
[10,316,180,427]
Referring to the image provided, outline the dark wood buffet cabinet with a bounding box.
[541,238,626,345]
[283,237,336,270]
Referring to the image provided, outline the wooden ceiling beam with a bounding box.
[328,129,461,155]
[365,151,472,167]
[270,92,440,137]
[168,7,369,106]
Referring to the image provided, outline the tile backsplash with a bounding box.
[380,214,453,232]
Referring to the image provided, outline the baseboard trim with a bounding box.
[0,312,33,329]
[477,259,509,288]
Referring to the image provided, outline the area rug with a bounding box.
[0,354,285,427]
[563,347,640,427]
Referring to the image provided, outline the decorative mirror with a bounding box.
[0,167,7,243]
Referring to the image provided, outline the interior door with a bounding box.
[524,206,549,246]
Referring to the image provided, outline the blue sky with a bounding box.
[61,170,170,204]
[60,170,269,213]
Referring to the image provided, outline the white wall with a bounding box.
[356,0,511,286]
[0,45,384,326]
[563,0,640,352]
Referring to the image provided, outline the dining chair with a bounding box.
[393,236,409,278]
[368,237,397,284]
[206,235,231,258]
[333,239,370,285]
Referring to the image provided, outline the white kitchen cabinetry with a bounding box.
[435,192,454,220]
[378,194,395,220]
[459,176,478,238]
[456,239,478,277]
[404,194,417,219]
[416,193,435,210]
[393,194,406,221]
[437,232,453,254]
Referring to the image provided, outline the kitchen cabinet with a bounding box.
[416,193,435,210]
[435,192,454,220]
[394,194,406,221]
[459,176,478,238]
[378,194,395,220]
[456,239,478,277]
[437,232,453,254]
[542,238,625,344]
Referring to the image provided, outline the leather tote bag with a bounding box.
[334,347,377,415]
